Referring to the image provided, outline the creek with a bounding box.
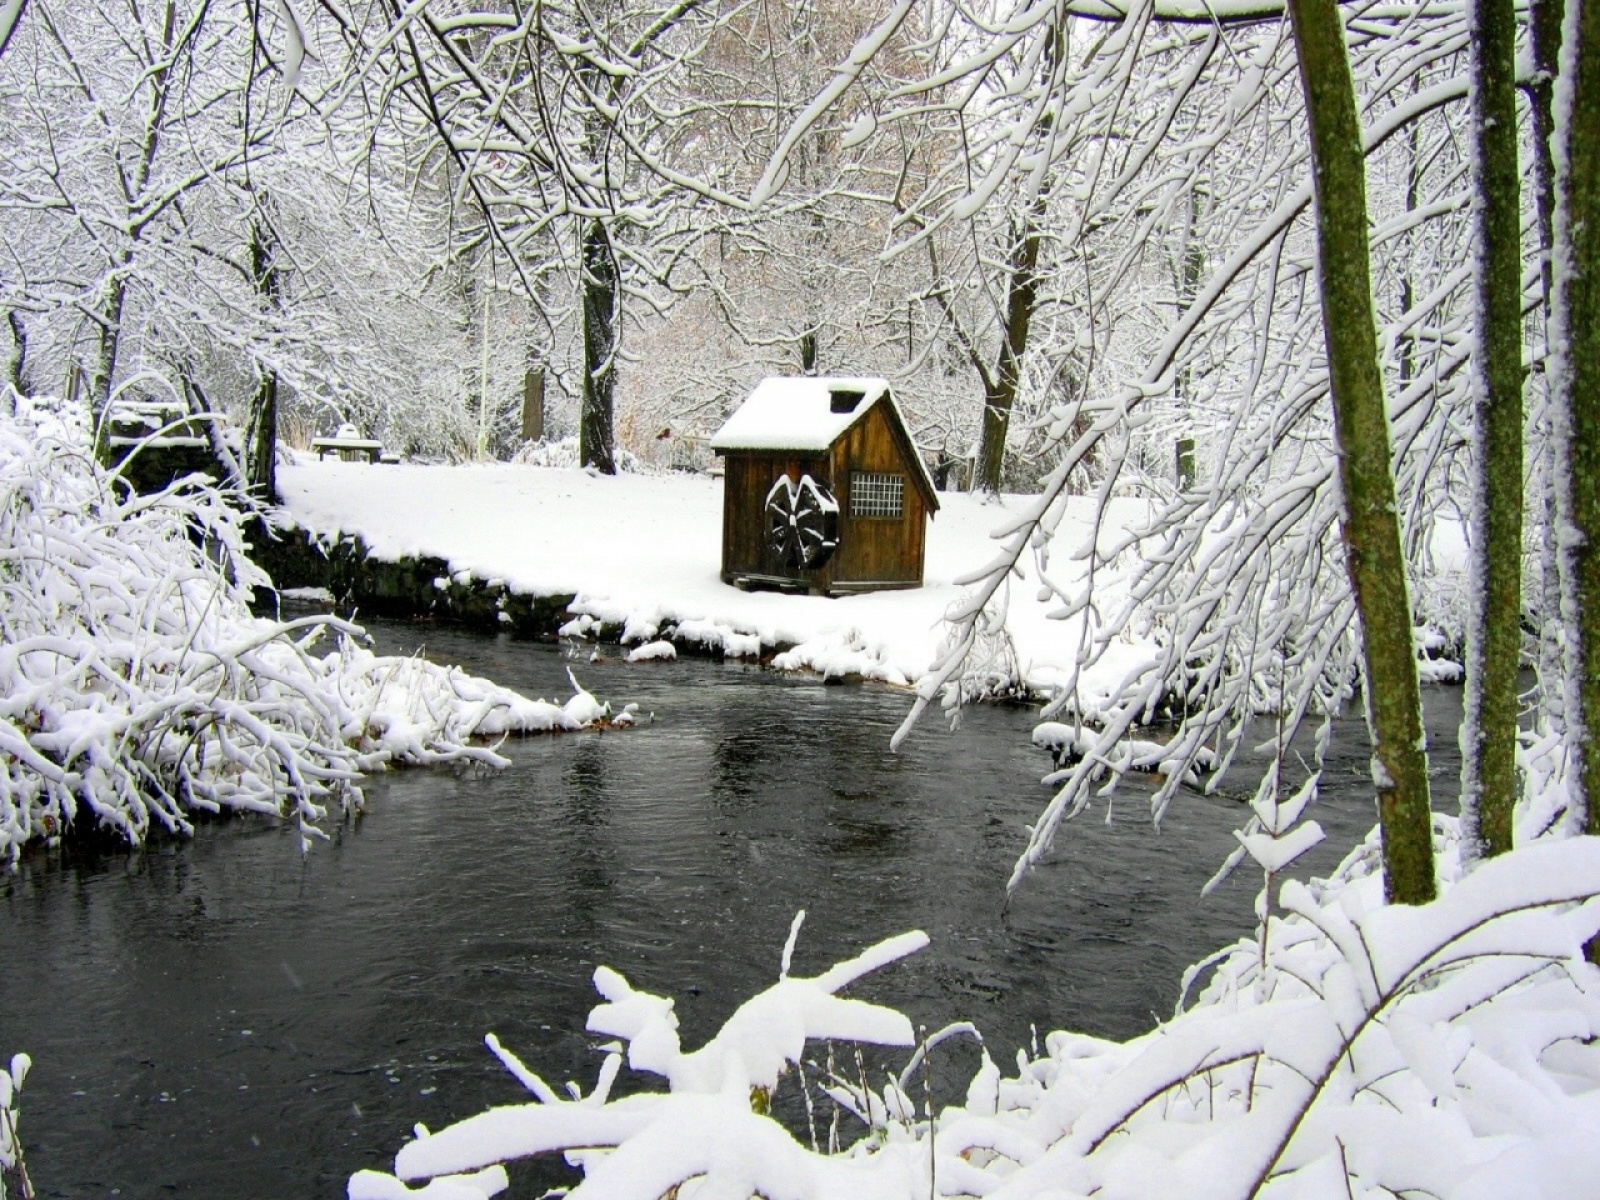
[0,624,1462,1198]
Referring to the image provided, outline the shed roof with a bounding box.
[710,376,939,509]
[710,376,891,452]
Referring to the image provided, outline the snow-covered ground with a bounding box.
[279,460,1196,704]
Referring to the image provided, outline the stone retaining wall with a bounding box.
[247,521,576,636]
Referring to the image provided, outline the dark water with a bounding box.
[0,625,1461,1198]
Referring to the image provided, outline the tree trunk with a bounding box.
[799,328,818,375]
[5,310,24,399]
[88,0,175,420]
[974,213,1043,494]
[579,216,618,474]
[1528,0,1565,312]
[521,368,545,444]
[246,220,280,502]
[1460,0,1524,859]
[1528,0,1566,747]
[90,264,130,415]
[1551,0,1600,895]
[1287,0,1435,903]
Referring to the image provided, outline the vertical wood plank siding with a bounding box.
[719,403,930,593]
[721,453,831,585]
[831,404,926,586]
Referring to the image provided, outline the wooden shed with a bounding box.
[710,376,939,595]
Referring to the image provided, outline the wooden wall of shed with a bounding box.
[829,403,927,586]
[721,452,832,584]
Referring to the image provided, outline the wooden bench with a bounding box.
[311,435,385,463]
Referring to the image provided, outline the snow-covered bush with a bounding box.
[0,1054,29,1200]
[512,436,641,473]
[357,836,1600,1200]
[0,393,615,862]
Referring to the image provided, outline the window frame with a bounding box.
[850,471,905,520]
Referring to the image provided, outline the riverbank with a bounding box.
[272,459,1470,703]
[270,462,1116,695]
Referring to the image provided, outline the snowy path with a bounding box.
[276,461,1156,700]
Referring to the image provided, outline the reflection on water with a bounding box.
[0,624,1460,1198]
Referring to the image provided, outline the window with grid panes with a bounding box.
[851,472,904,518]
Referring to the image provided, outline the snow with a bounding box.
[708,376,939,503]
[709,376,892,452]
[348,1165,508,1199]
[1032,721,1219,785]
[276,460,1170,706]
[0,398,620,862]
[1233,820,1325,873]
[0,1052,27,1192]
[585,932,925,1095]
[356,834,1600,1200]
[625,639,677,662]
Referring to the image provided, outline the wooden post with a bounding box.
[1175,437,1196,491]
[522,368,545,444]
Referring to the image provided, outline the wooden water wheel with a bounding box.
[765,473,839,570]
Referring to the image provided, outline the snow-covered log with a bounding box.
[0,394,614,862]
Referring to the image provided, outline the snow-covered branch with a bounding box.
[0,392,618,862]
[0,1053,29,1200]
[354,834,1600,1199]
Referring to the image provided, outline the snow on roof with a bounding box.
[709,376,938,508]
[710,376,892,453]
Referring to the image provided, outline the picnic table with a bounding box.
[312,424,385,462]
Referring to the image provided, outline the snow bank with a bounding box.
[276,461,1177,703]
[279,462,1469,720]
[357,834,1600,1200]
[0,397,615,861]
[511,435,640,473]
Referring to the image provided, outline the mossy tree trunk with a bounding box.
[1527,0,1565,308]
[1287,0,1436,903]
[1552,0,1600,947]
[1460,0,1524,859]
[1528,0,1567,748]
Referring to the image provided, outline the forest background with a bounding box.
[6,0,1600,1193]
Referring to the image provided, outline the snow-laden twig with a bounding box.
[887,2,1482,901]
[352,923,937,1200]
[0,394,616,861]
[0,1053,31,1200]
[356,835,1600,1200]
